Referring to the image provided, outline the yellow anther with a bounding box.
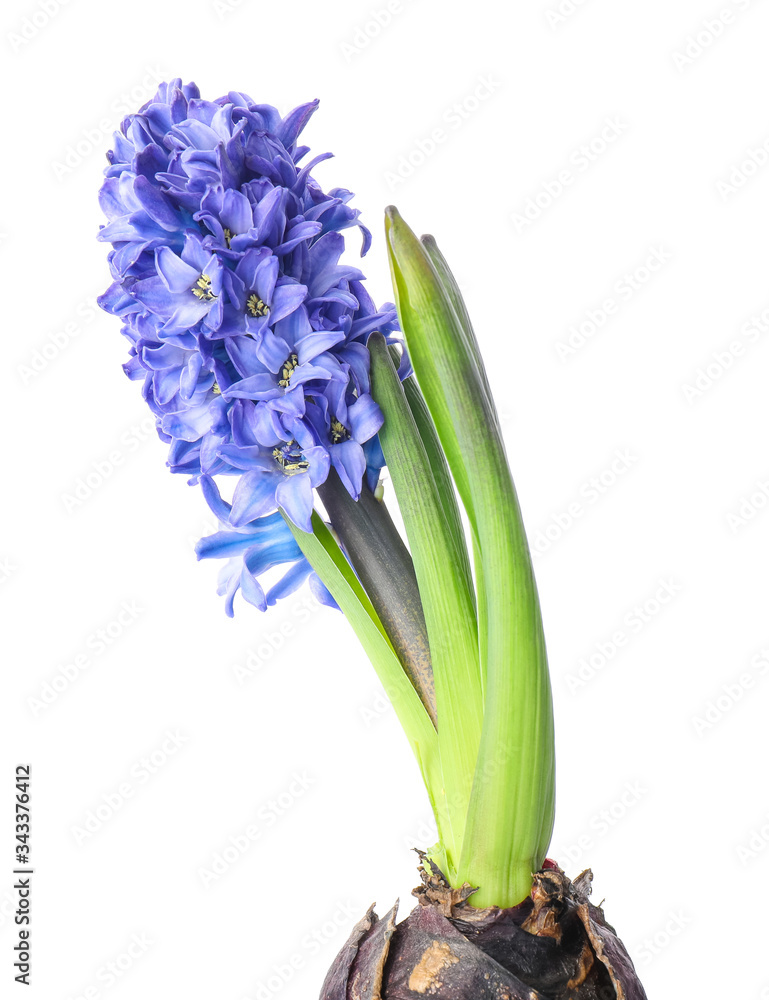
[278,353,299,389]
[273,441,309,476]
[247,294,269,318]
[330,418,349,444]
[192,274,216,301]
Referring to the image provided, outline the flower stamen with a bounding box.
[247,294,270,318]
[273,440,309,476]
[223,228,233,248]
[278,353,299,389]
[330,418,350,444]
[192,274,216,301]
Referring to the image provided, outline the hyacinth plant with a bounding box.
[98,80,646,1000]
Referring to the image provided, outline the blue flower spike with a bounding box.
[98,79,398,611]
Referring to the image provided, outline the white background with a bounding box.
[2,0,768,997]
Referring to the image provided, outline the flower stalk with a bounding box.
[316,470,436,725]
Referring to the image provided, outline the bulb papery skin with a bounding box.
[322,865,648,1000]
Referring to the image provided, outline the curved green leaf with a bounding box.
[385,207,555,907]
[370,334,482,877]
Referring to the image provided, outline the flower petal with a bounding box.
[231,471,278,526]
[348,393,384,443]
[221,188,253,235]
[156,247,199,294]
[331,439,366,499]
[275,473,314,533]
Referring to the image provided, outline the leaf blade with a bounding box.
[385,207,555,907]
[370,334,483,877]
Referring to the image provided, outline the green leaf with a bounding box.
[420,235,499,437]
[370,334,482,879]
[385,207,555,907]
[401,373,475,613]
[418,236,496,695]
[401,369,484,697]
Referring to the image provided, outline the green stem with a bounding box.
[284,511,441,808]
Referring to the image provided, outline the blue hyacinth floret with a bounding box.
[98,79,403,615]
